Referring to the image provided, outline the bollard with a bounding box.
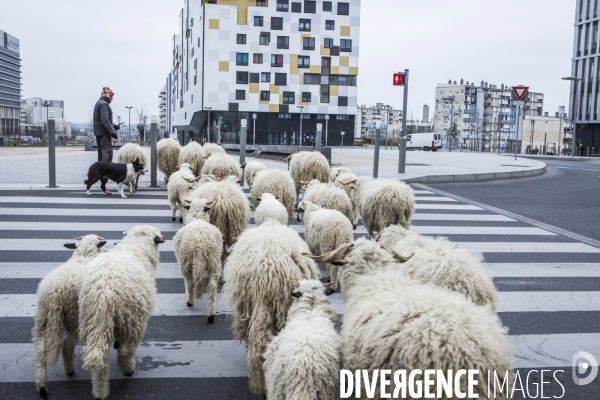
[373,127,381,178]
[398,136,407,174]
[150,118,158,187]
[315,123,323,152]
[47,119,57,188]
[240,119,247,187]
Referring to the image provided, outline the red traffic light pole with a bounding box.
[395,69,409,173]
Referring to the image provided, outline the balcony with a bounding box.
[484,111,492,115]
[484,102,491,106]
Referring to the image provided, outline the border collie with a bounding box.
[85,159,147,198]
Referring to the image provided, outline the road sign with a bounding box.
[513,101,525,106]
[340,131,345,136]
[511,86,529,101]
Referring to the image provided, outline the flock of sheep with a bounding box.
[32,139,514,400]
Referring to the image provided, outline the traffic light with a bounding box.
[393,73,405,86]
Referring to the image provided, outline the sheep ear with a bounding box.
[284,155,292,163]
[203,206,210,212]
[183,205,190,210]
[184,198,192,204]
[240,162,247,169]
[74,236,83,241]
[63,243,77,249]
[291,291,302,299]
[97,241,107,248]
[378,243,414,263]
[275,196,279,200]
[288,280,300,288]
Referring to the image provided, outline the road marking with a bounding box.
[411,226,555,236]
[415,204,483,210]
[510,333,600,368]
[0,262,183,279]
[486,263,600,278]
[456,242,600,253]
[0,196,168,205]
[411,214,516,221]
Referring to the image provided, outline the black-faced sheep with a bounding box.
[116,143,148,192]
[250,169,296,220]
[284,151,330,203]
[157,138,181,183]
[33,235,106,400]
[178,141,205,177]
[255,193,288,226]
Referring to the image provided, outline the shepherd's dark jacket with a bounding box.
[93,97,119,138]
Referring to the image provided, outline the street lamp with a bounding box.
[324,114,329,146]
[562,76,582,157]
[125,106,133,143]
[297,105,304,145]
[204,107,212,143]
[252,113,257,145]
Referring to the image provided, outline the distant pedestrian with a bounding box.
[93,87,120,161]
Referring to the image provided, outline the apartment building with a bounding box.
[433,79,544,152]
[158,74,172,137]
[170,0,360,146]
[0,29,21,139]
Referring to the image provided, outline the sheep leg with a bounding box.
[62,332,78,375]
[179,202,186,223]
[183,270,195,307]
[117,340,137,377]
[34,340,48,399]
[352,206,359,230]
[91,363,110,400]
[170,199,177,221]
[206,264,220,324]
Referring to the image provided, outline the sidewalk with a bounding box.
[0,146,545,187]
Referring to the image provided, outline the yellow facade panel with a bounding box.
[331,66,339,75]
[219,61,229,72]
[349,66,359,75]
[340,56,349,67]
[330,85,338,97]
[269,103,279,112]
[249,83,259,94]
[209,19,220,30]
[320,45,330,56]
[340,26,351,36]
[290,54,299,75]
[270,84,280,94]
[309,65,320,73]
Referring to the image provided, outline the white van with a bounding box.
[406,133,442,151]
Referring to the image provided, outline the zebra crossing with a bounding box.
[1,186,600,398]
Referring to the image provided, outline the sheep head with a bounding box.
[288,279,337,299]
[302,242,355,265]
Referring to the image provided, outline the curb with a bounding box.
[400,165,546,184]
[517,155,598,162]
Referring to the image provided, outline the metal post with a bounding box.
[217,117,222,145]
[253,113,256,146]
[373,127,381,178]
[398,69,409,173]
[240,119,247,186]
[543,120,547,155]
[325,115,329,147]
[126,106,132,143]
[514,105,521,160]
[299,107,303,145]
[315,123,323,152]
[47,119,57,188]
[207,108,211,143]
[150,118,158,187]
[558,115,563,156]
[572,86,580,157]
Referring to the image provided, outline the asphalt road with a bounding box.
[428,158,600,241]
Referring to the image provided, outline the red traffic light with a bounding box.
[393,73,405,86]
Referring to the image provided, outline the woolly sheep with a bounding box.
[157,138,181,183]
[202,142,226,158]
[263,279,340,400]
[333,172,359,226]
[223,219,319,395]
[301,179,354,225]
[243,160,267,189]
[174,198,223,323]
[297,200,353,290]
[377,224,498,309]
[116,143,148,192]
[305,239,514,399]
[189,178,250,259]
[329,166,352,183]
[78,225,165,400]
[284,151,330,202]
[178,141,206,176]
[200,153,243,181]
[33,235,106,400]
[255,193,288,226]
[168,163,197,223]
[251,169,296,220]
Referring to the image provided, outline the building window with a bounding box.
[323,1,332,11]
[191,47,195,57]
[340,39,352,52]
[304,0,316,13]
[198,38,201,47]
[259,32,270,45]
[337,2,349,15]
[191,95,194,103]
[253,53,263,64]
[338,96,348,107]
[330,46,340,56]
[283,91,295,104]
[250,72,260,83]
[193,58,197,69]
[236,90,246,100]
[302,92,311,102]
[279,113,292,118]
[261,72,271,82]
[303,37,315,50]
[254,16,264,26]
[271,54,284,67]
[271,17,284,30]
[236,71,249,84]
[261,90,271,101]
[277,36,289,49]
[275,73,287,85]
[256,0,266,6]
[324,38,334,48]
[298,56,310,68]
[237,34,246,44]
[336,115,349,120]
[236,53,249,65]
[299,19,311,31]
[304,74,320,84]
[320,85,329,103]
[325,20,335,30]
[276,0,289,11]
[291,2,301,12]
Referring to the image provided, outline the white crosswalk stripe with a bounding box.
[1,187,599,398]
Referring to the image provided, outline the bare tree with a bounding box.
[135,105,148,145]
[524,120,541,152]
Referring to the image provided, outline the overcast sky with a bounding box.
[2,0,575,123]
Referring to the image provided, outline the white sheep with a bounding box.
[174,198,223,323]
[255,193,288,226]
[377,224,498,309]
[263,279,341,400]
[116,143,148,192]
[200,153,243,181]
[297,200,353,291]
[284,151,330,202]
[305,239,514,399]
[178,141,206,177]
[329,166,352,182]
[78,225,165,400]
[223,219,319,395]
[243,160,267,189]
[188,178,250,259]
[202,142,226,158]
[333,172,359,226]
[157,138,181,183]
[301,179,354,226]
[32,235,106,400]
[250,169,296,220]
[168,163,197,223]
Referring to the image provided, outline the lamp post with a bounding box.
[252,113,257,145]
[562,76,582,157]
[204,107,212,143]
[125,106,133,143]
[324,114,329,146]
[297,105,304,145]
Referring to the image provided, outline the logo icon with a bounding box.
[572,351,598,385]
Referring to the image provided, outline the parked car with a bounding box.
[406,133,443,151]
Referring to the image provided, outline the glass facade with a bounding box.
[0,30,21,139]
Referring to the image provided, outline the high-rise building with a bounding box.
[570,0,600,154]
[158,75,171,138]
[0,29,21,139]
[170,0,360,146]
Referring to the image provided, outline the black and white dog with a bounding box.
[85,159,147,198]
